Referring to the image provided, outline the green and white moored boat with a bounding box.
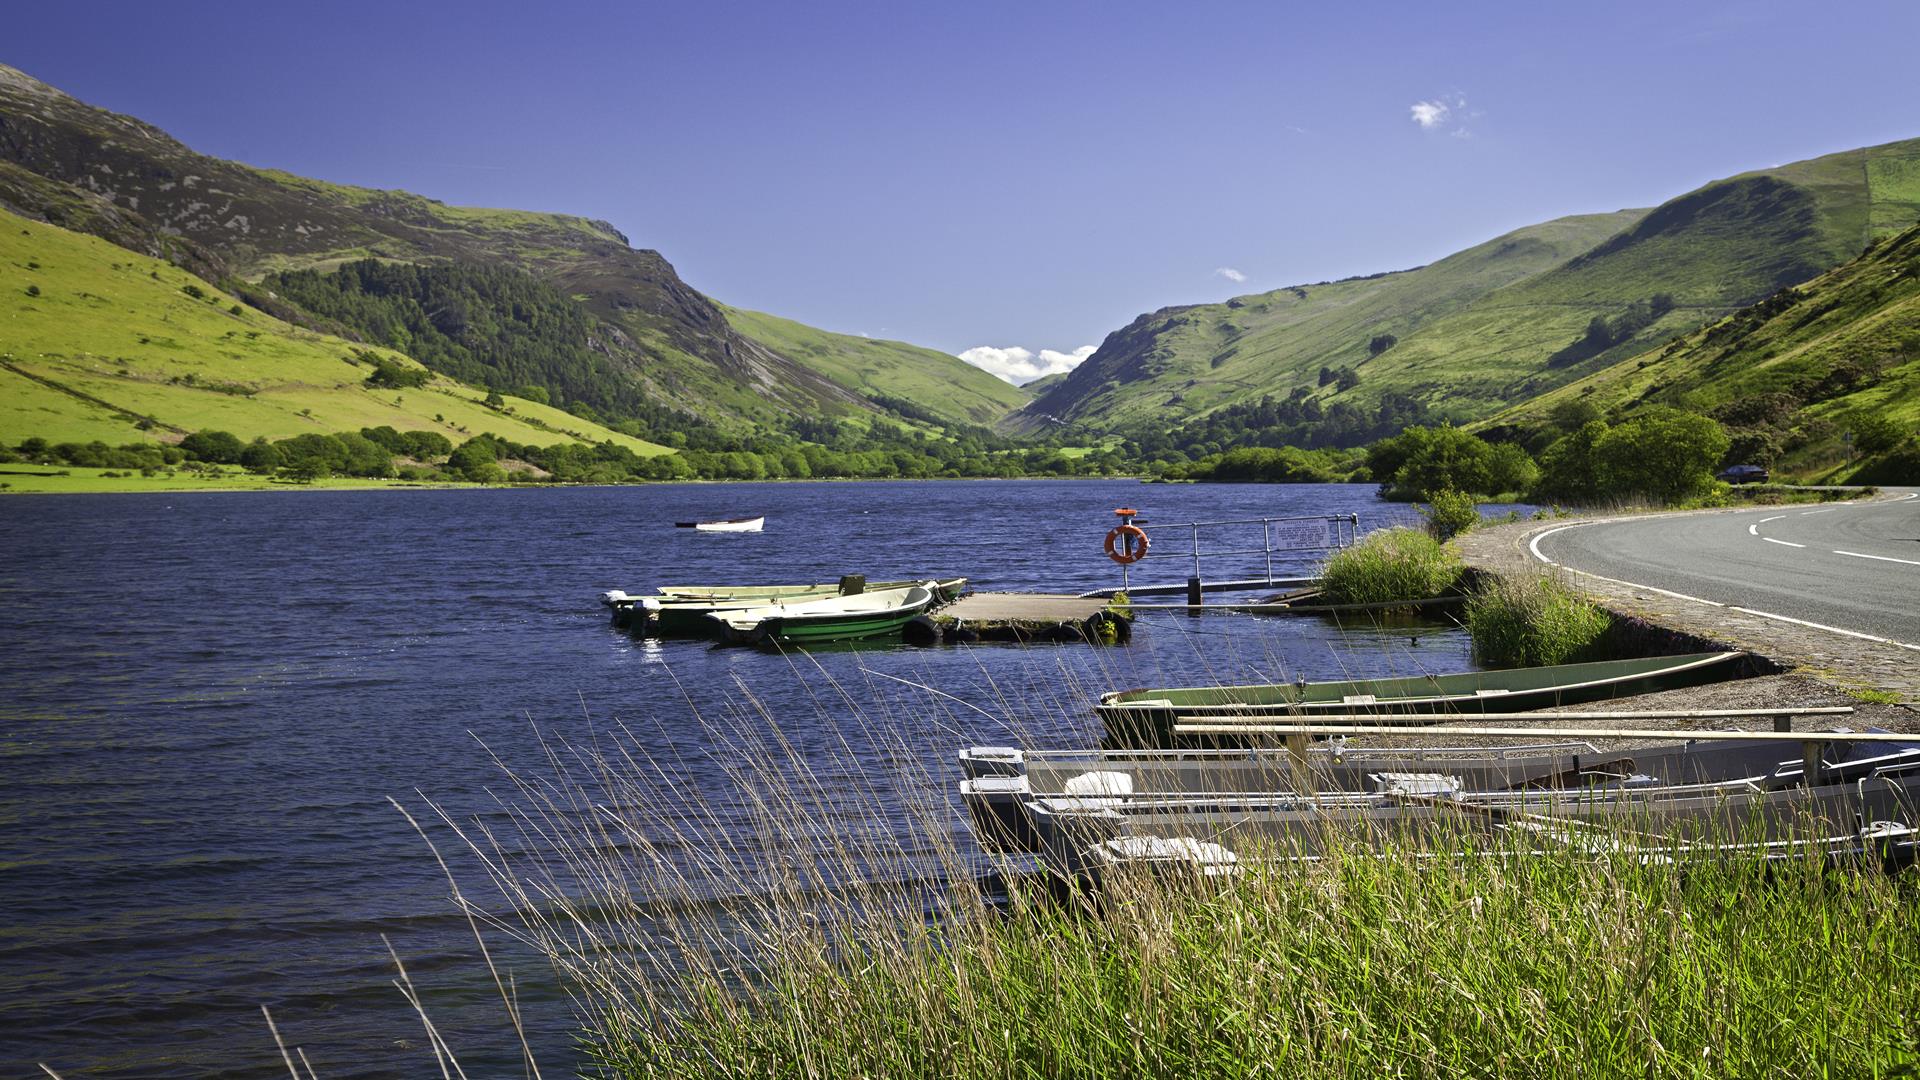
[710,583,938,645]
[655,577,967,603]
[602,577,965,634]
[1099,651,1751,747]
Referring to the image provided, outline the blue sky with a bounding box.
[10,1,1920,381]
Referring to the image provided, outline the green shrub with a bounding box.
[1848,436,1920,485]
[1420,488,1480,540]
[179,429,246,464]
[1466,574,1612,666]
[364,358,431,389]
[1320,527,1463,605]
[1851,413,1907,456]
[1593,410,1729,503]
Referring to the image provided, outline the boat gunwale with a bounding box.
[1096,651,1747,712]
[710,584,938,635]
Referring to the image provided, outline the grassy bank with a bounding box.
[1318,526,1464,605]
[0,464,483,494]
[414,692,1920,1080]
[1466,572,1613,666]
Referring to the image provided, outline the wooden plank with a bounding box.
[1166,706,1855,721]
[937,592,1112,622]
[1172,724,1909,743]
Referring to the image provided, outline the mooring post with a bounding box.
[1186,576,1203,608]
[1802,739,1823,787]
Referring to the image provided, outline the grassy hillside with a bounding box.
[720,305,1028,425]
[1011,210,1643,432]
[0,63,885,427]
[0,210,669,453]
[1488,221,1920,479]
[1018,137,1920,439]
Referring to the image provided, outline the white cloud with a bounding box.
[1214,267,1247,283]
[957,344,1097,385]
[1410,94,1473,133]
[1409,99,1451,128]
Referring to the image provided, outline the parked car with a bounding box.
[1717,464,1770,484]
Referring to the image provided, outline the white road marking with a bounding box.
[1747,523,1759,536]
[1526,501,1920,652]
[1758,515,1787,524]
[1527,523,1726,606]
[1730,606,1920,652]
[1800,508,1838,516]
[1570,568,1725,606]
[1762,537,1805,548]
[1834,549,1920,567]
[1526,522,1595,567]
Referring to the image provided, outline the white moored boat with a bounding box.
[676,516,764,532]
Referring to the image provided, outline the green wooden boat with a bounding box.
[710,584,938,645]
[1099,651,1751,748]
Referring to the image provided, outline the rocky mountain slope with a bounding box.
[0,63,1011,431]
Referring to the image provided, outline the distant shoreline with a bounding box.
[0,466,1178,496]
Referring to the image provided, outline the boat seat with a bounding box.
[1370,772,1462,797]
[1061,771,1135,798]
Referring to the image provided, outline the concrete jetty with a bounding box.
[929,592,1132,644]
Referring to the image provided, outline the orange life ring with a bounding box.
[1104,524,1149,564]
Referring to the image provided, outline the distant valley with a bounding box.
[3,59,1917,487]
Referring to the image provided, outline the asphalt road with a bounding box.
[1531,489,1920,649]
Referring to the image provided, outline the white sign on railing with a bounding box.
[1269,518,1331,551]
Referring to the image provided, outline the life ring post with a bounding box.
[1105,505,1150,575]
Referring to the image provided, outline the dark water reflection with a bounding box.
[0,480,1512,1077]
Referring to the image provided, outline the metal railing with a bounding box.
[1114,512,1359,592]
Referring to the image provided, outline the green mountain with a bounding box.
[1489,219,1920,480]
[1015,138,1920,439]
[0,207,668,454]
[719,305,1028,425]
[0,62,1001,433]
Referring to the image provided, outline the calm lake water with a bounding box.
[0,480,1498,1077]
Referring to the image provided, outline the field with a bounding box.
[0,210,670,455]
[0,464,487,494]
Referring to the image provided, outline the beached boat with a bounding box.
[959,740,1608,853]
[710,583,937,645]
[676,516,764,532]
[968,732,1920,879]
[1098,651,1752,747]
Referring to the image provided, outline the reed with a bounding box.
[1318,527,1464,606]
[1466,572,1612,666]
[409,668,1920,1079]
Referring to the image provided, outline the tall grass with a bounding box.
[1319,526,1464,605]
[1466,572,1613,666]
[409,671,1920,1079]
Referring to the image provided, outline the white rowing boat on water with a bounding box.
[675,516,764,532]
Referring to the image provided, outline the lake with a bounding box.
[0,480,1494,1077]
